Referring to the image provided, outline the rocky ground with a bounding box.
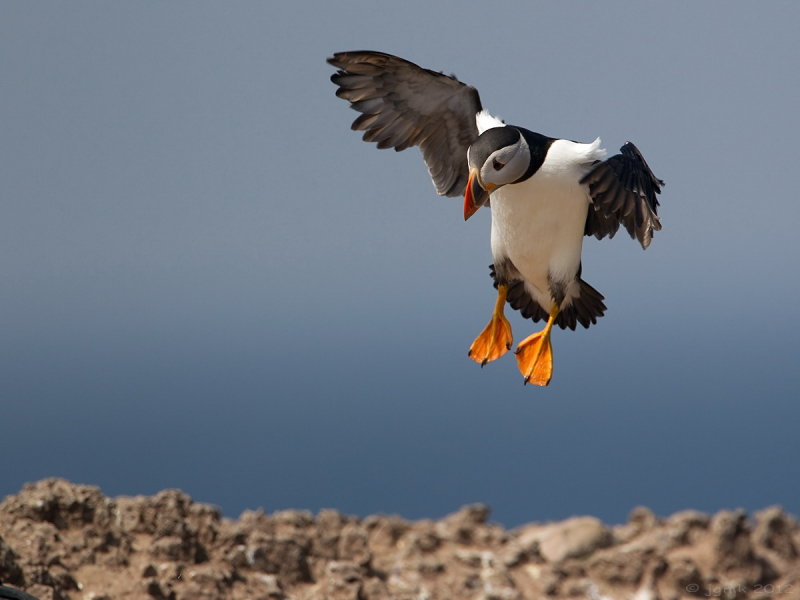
[1,480,798,600]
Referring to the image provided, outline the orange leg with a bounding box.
[468,284,513,367]
[515,307,559,386]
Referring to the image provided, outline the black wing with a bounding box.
[328,51,483,197]
[581,142,664,249]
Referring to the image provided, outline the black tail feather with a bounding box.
[488,264,606,330]
[556,279,606,330]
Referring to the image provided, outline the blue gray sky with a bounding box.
[2,2,799,527]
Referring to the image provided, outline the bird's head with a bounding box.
[464,126,532,220]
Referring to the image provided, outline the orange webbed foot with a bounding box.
[514,308,558,386]
[468,313,513,366]
[514,329,554,386]
[468,284,513,367]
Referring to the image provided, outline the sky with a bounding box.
[2,1,799,528]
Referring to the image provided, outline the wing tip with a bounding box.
[584,140,665,248]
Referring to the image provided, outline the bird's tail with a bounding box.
[556,278,606,330]
[490,265,606,331]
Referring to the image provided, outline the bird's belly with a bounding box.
[490,176,588,298]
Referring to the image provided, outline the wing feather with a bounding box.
[328,51,483,197]
[581,142,664,249]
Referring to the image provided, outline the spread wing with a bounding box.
[328,51,483,197]
[581,142,664,249]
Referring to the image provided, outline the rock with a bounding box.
[407,522,441,554]
[313,509,346,560]
[586,545,651,586]
[0,480,799,600]
[337,523,370,565]
[0,535,24,587]
[364,514,409,549]
[245,535,312,584]
[614,506,659,544]
[710,510,755,570]
[318,561,364,600]
[25,584,65,600]
[522,516,612,563]
[252,574,285,599]
[629,506,659,531]
[665,509,710,547]
[708,509,776,590]
[662,554,703,593]
[436,504,491,544]
[0,480,111,532]
[753,506,798,560]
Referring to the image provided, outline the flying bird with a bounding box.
[327,51,663,386]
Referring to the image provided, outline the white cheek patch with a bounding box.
[481,135,530,186]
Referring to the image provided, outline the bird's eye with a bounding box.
[492,159,504,171]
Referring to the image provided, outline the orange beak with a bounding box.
[464,168,491,221]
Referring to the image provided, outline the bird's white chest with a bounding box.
[489,143,594,294]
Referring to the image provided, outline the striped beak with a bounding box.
[464,168,491,221]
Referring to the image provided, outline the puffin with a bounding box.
[327,51,663,386]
